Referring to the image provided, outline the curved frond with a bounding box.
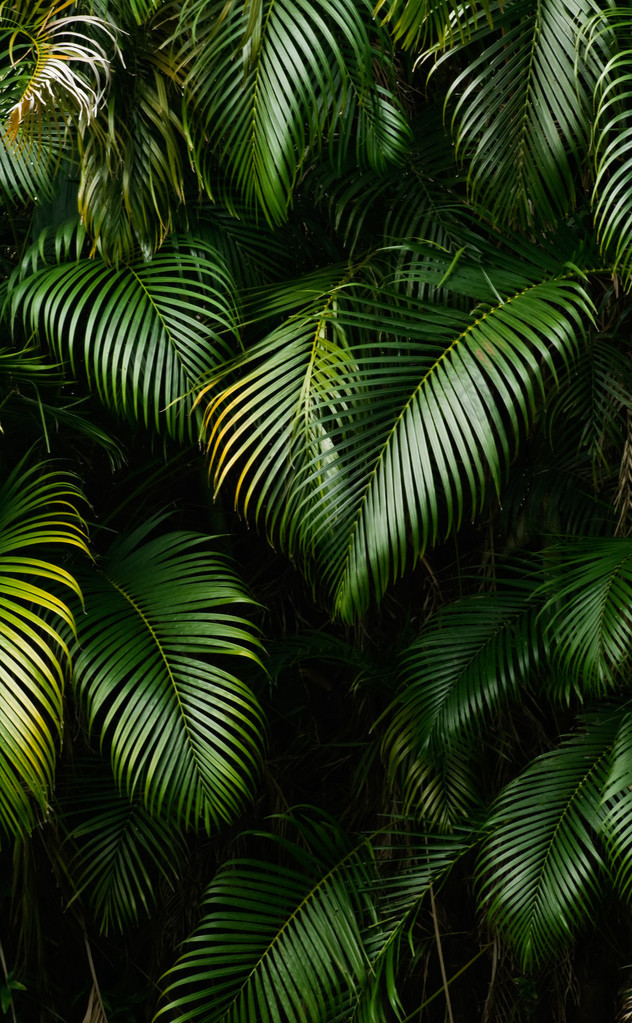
[383,580,542,818]
[0,0,116,190]
[204,257,591,620]
[72,518,265,832]
[444,0,609,229]
[10,238,240,441]
[0,458,87,842]
[477,713,617,968]
[78,62,187,263]
[65,764,187,934]
[374,0,493,50]
[157,811,469,1023]
[539,537,632,693]
[385,581,541,754]
[179,0,410,222]
[597,709,632,903]
[592,13,632,284]
[547,335,632,475]
[157,814,373,1023]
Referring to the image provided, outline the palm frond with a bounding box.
[599,709,632,903]
[384,580,541,755]
[539,537,632,693]
[383,579,542,819]
[78,61,187,263]
[477,713,617,968]
[592,11,632,285]
[547,335,632,478]
[444,0,609,229]
[0,0,116,172]
[203,255,592,620]
[10,238,240,441]
[65,763,187,934]
[71,518,265,831]
[156,810,469,1023]
[374,0,493,50]
[156,815,374,1023]
[178,0,410,223]
[0,457,87,842]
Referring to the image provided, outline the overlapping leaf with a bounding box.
[592,10,632,284]
[540,537,632,692]
[383,580,542,820]
[10,239,239,441]
[203,256,591,620]
[375,0,493,50]
[66,765,187,934]
[478,714,618,968]
[78,62,187,263]
[599,709,632,902]
[157,811,469,1023]
[444,0,609,229]
[0,0,115,202]
[71,518,265,832]
[0,458,86,842]
[179,0,410,222]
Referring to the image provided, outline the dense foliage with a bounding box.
[3,0,632,1019]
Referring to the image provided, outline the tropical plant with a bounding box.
[5,0,632,1020]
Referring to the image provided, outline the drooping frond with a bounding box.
[203,253,592,620]
[599,709,632,903]
[178,0,410,223]
[444,0,610,229]
[383,578,542,819]
[65,763,187,934]
[71,518,265,832]
[0,457,87,843]
[374,0,493,50]
[477,713,617,968]
[539,536,632,693]
[384,579,541,755]
[0,0,116,201]
[592,10,632,285]
[78,56,187,263]
[10,238,240,441]
[156,811,469,1023]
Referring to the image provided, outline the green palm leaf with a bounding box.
[179,0,409,223]
[385,580,541,755]
[65,763,187,934]
[10,238,239,441]
[71,518,265,831]
[78,55,187,263]
[204,257,591,620]
[0,458,86,842]
[444,0,608,229]
[157,815,373,1023]
[156,811,468,1023]
[477,714,617,968]
[374,0,492,50]
[546,335,632,475]
[598,709,632,902]
[540,537,632,693]
[592,11,632,283]
[383,579,542,820]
